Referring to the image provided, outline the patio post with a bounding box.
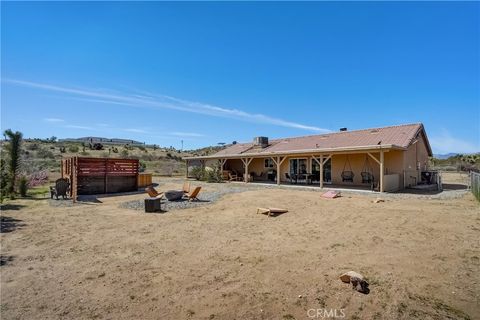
[185,159,189,178]
[241,158,253,183]
[380,150,385,192]
[320,155,324,188]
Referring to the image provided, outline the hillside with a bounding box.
[0,138,226,179]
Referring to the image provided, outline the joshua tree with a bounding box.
[3,129,23,199]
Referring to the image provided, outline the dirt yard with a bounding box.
[1,174,479,320]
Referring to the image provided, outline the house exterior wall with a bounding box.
[215,146,429,190]
[403,132,430,187]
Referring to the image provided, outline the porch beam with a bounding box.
[322,154,332,166]
[279,156,287,166]
[367,152,381,165]
[380,151,384,192]
[312,156,321,165]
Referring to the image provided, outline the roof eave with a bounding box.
[184,144,405,160]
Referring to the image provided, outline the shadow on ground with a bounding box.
[0,204,26,211]
[1,216,26,233]
[0,255,14,266]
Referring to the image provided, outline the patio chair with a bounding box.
[50,178,70,200]
[361,172,374,184]
[285,173,293,184]
[185,186,202,201]
[341,171,354,183]
[229,172,240,181]
[145,186,164,199]
[182,181,190,193]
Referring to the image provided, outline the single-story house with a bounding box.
[184,123,433,192]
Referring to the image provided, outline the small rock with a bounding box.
[340,271,364,283]
[98,272,105,278]
[373,198,385,203]
[340,271,369,294]
[298,295,303,298]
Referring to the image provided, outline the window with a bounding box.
[264,158,274,168]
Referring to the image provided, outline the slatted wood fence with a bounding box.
[62,157,139,202]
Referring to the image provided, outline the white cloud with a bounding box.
[430,130,480,154]
[124,128,147,134]
[44,118,64,122]
[169,132,205,138]
[64,125,94,131]
[4,79,331,133]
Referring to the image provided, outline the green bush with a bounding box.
[120,149,129,158]
[37,148,55,159]
[190,166,222,182]
[204,167,223,183]
[18,176,28,197]
[68,145,79,153]
[190,167,204,180]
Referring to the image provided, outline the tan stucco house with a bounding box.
[184,123,433,192]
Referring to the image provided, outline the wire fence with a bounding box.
[471,171,480,202]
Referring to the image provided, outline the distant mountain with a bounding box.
[433,153,458,159]
[59,137,144,145]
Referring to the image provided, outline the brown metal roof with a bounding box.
[189,123,432,159]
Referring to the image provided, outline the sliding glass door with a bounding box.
[289,159,307,175]
[311,158,332,183]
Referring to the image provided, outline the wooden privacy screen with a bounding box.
[61,157,139,201]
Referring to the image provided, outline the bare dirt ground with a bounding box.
[1,173,479,320]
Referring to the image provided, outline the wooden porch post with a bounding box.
[241,158,253,183]
[185,159,189,178]
[320,155,324,188]
[380,150,385,192]
[219,159,227,178]
[273,156,287,185]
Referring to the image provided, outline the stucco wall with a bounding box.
[403,132,430,186]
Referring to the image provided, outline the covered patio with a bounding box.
[185,147,394,192]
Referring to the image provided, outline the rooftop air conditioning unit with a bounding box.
[253,136,269,148]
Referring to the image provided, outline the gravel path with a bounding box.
[119,186,249,212]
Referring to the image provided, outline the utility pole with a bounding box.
[181,140,184,151]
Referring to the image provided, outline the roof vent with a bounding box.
[253,136,269,148]
[340,127,347,132]
[370,129,379,134]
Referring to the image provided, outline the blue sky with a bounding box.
[1,2,479,153]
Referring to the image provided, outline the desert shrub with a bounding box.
[204,166,223,183]
[59,146,66,153]
[68,145,79,153]
[27,143,39,151]
[28,170,48,187]
[80,151,90,156]
[140,154,156,161]
[120,149,129,158]
[37,148,55,159]
[18,176,28,197]
[137,145,146,152]
[90,143,104,150]
[139,161,146,172]
[190,166,204,180]
[0,158,8,203]
[111,147,119,153]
